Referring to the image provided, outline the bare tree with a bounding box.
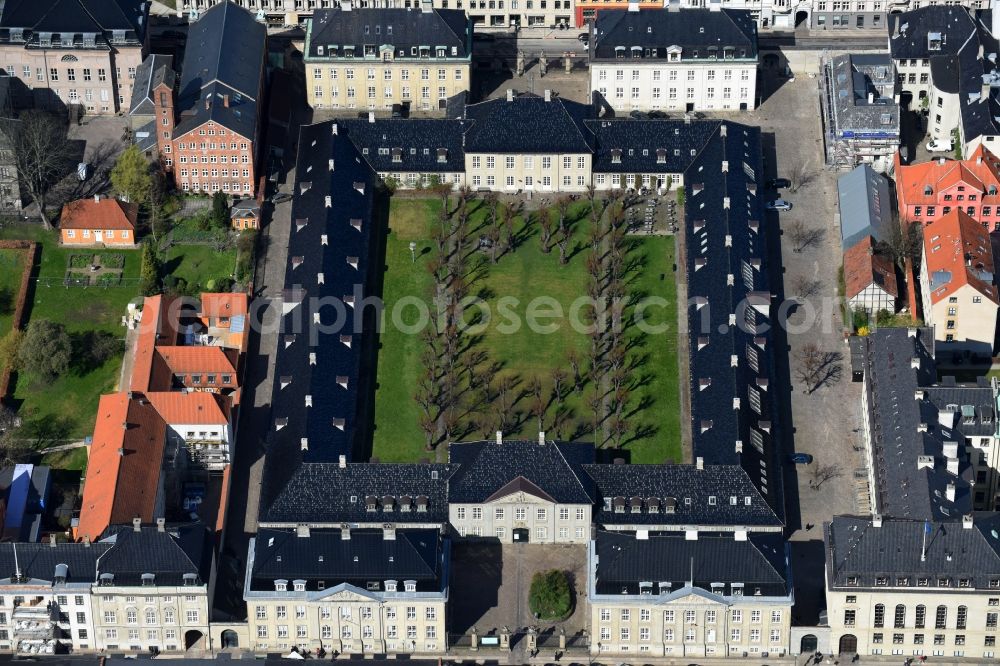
[785,157,814,193]
[794,343,844,393]
[536,207,555,254]
[551,368,568,404]
[790,275,823,298]
[10,112,75,229]
[810,459,844,490]
[786,220,825,253]
[876,221,923,270]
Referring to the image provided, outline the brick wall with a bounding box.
[0,240,38,402]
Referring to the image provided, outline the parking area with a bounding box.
[449,542,588,640]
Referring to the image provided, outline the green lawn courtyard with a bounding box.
[0,247,26,336]
[372,197,682,464]
[0,224,141,442]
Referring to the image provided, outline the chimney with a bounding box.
[48,534,57,547]
[83,536,90,547]
[696,456,704,470]
[496,430,503,445]
[538,431,545,445]
[872,514,882,527]
[156,517,165,533]
[368,111,375,123]
[338,454,347,469]
[383,526,396,540]
[544,89,551,102]
[223,94,230,108]
[341,525,351,540]
[296,524,310,538]
[506,89,514,102]
[962,514,974,529]
[946,482,956,502]
[868,92,874,104]
[421,0,433,11]
[628,0,640,11]
[132,517,141,532]
[93,194,100,203]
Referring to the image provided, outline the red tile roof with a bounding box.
[156,346,238,376]
[896,145,1000,206]
[843,236,898,301]
[145,391,230,425]
[923,209,998,305]
[77,394,167,542]
[130,296,180,393]
[60,196,138,231]
[198,293,248,320]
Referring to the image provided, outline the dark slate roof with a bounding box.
[339,118,466,173]
[0,541,111,584]
[888,6,979,61]
[591,8,757,62]
[583,463,781,528]
[447,440,596,505]
[258,121,380,524]
[460,93,594,154]
[825,514,1000,589]
[0,0,148,46]
[129,54,175,117]
[924,384,997,438]
[249,528,445,592]
[96,523,212,587]
[861,327,974,521]
[174,1,265,139]
[305,7,470,60]
[260,463,453,526]
[594,530,789,597]
[587,119,718,174]
[826,54,899,138]
[683,122,784,522]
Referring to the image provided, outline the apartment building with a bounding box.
[895,146,1000,229]
[920,209,999,354]
[589,7,759,113]
[0,540,109,654]
[157,1,266,195]
[822,54,899,171]
[0,0,149,114]
[91,522,212,654]
[825,514,1000,659]
[145,392,234,471]
[304,6,471,113]
[589,530,793,658]
[245,528,449,655]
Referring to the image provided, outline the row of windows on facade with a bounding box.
[313,67,462,81]
[178,168,252,180]
[455,506,585,521]
[272,579,420,592]
[459,525,587,538]
[598,69,751,82]
[913,206,1000,218]
[470,155,587,170]
[4,65,134,83]
[601,608,783,624]
[598,626,782,643]
[382,172,679,189]
[842,576,1000,589]
[4,29,132,46]
[181,182,254,193]
[814,13,882,28]
[255,624,436,640]
[314,44,462,59]
[607,47,749,61]
[256,604,436,621]
[603,494,754,513]
[30,627,184,645]
[843,603,999,630]
[99,609,200,625]
[469,174,588,188]
[64,229,129,239]
[866,633,996,648]
[597,86,751,100]
[223,0,566,11]
[176,142,251,152]
[313,86,451,100]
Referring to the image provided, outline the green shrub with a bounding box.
[528,569,572,620]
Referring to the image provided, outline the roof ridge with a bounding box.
[552,442,594,500]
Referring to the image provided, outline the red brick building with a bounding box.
[151,2,266,196]
[895,145,1000,230]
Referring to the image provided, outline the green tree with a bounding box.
[110,144,152,204]
[528,569,572,620]
[139,242,162,296]
[211,191,230,229]
[17,319,71,380]
[0,328,23,372]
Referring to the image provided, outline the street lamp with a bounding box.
[409,241,417,263]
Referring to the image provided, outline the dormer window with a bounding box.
[928,31,942,51]
[183,573,198,586]
[275,579,288,592]
[294,580,306,592]
[404,580,417,592]
[141,573,155,586]
[385,580,397,592]
[99,573,114,586]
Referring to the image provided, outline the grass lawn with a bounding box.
[0,224,140,441]
[163,243,237,292]
[40,446,89,472]
[0,248,26,335]
[372,197,682,464]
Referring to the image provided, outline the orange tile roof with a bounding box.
[896,145,1000,207]
[199,293,248,320]
[145,391,231,425]
[843,236,898,301]
[77,394,167,542]
[923,209,998,305]
[156,346,238,375]
[130,296,181,392]
[60,196,138,231]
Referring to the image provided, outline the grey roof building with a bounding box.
[590,529,791,598]
[825,513,1000,590]
[460,93,594,155]
[0,540,111,585]
[128,53,175,152]
[304,6,470,61]
[96,522,213,587]
[590,8,758,63]
[838,164,894,251]
[822,54,899,171]
[0,0,148,48]
[859,327,975,521]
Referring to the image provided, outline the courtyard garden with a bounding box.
[372,191,681,464]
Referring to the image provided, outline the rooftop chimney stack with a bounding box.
[94,194,100,203]
[696,456,704,470]
[872,514,882,527]
[156,517,165,533]
[538,431,545,445]
[132,517,142,532]
[496,430,503,445]
[338,454,347,469]
[946,482,956,502]
[506,89,514,102]
[544,89,551,102]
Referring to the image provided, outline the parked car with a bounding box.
[788,453,814,465]
[926,138,953,152]
[766,199,792,211]
[578,32,589,42]
[647,110,669,119]
[271,193,293,204]
[766,177,791,189]
[629,110,646,120]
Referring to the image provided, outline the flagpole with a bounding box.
[921,521,929,562]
